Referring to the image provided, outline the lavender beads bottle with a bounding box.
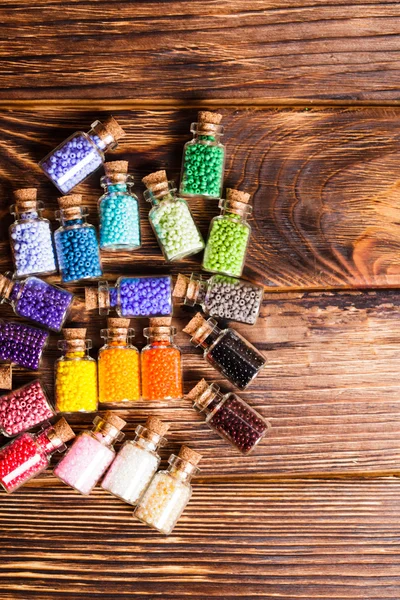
[9,188,57,278]
[0,320,49,370]
[39,117,126,194]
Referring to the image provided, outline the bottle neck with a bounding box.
[191,122,223,144]
[193,383,224,415]
[101,173,133,195]
[35,425,66,456]
[91,416,124,447]
[144,326,176,345]
[0,275,18,305]
[167,455,199,483]
[11,204,42,221]
[218,198,252,223]
[88,120,117,152]
[56,206,87,226]
[143,181,177,206]
[190,318,221,349]
[58,339,91,358]
[101,328,134,346]
[133,425,166,453]
[184,276,208,308]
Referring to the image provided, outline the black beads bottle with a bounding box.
[183,313,266,390]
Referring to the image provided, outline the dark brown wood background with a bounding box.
[1,2,400,599]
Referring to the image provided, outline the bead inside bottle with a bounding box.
[0,379,55,437]
[0,319,49,370]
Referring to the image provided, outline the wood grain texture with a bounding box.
[1,1,400,102]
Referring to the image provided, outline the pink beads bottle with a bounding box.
[54,411,126,495]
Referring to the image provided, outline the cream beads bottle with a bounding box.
[54,411,126,496]
[142,170,204,262]
[134,445,202,535]
[101,416,169,505]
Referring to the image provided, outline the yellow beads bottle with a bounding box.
[98,317,140,404]
[55,328,98,413]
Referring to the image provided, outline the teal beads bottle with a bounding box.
[202,189,252,278]
[142,170,204,262]
[179,111,225,199]
[99,160,141,251]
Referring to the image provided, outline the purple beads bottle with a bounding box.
[39,117,126,194]
[9,188,57,278]
[187,378,270,454]
[85,276,173,317]
[0,320,49,370]
[0,273,73,332]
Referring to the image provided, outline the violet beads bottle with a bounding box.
[173,273,264,326]
[183,313,266,390]
[0,418,75,493]
[102,416,169,505]
[9,188,57,278]
[0,320,49,370]
[187,379,270,454]
[39,116,126,194]
[54,411,126,496]
[0,380,55,437]
[0,273,73,332]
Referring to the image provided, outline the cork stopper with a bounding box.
[107,317,130,330]
[0,364,12,390]
[0,274,13,299]
[62,328,87,340]
[13,188,37,203]
[149,317,172,327]
[103,411,127,431]
[53,418,75,443]
[145,416,169,437]
[226,188,251,205]
[57,194,83,209]
[198,111,222,125]
[178,445,202,466]
[173,274,190,299]
[142,170,169,194]
[183,312,207,336]
[102,116,126,142]
[186,378,209,402]
[104,160,129,176]
[85,287,99,310]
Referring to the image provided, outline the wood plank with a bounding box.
[0,1,400,102]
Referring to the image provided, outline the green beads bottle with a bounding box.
[202,188,252,278]
[179,111,225,199]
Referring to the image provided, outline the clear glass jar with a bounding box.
[142,172,204,262]
[183,313,266,390]
[99,161,141,251]
[54,194,102,283]
[173,272,263,326]
[54,411,126,496]
[39,117,126,194]
[134,445,201,535]
[179,111,225,199]
[55,328,98,413]
[0,273,74,332]
[98,318,140,404]
[9,188,57,278]
[101,416,169,505]
[0,380,55,437]
[0,319,49,370]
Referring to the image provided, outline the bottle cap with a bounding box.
[142,169,169,194]
[145,416,170,437]
[57,194,83,209]
[13,188,38,210]
[198,111,222,125]
[225,188,251,205]
[186,378,210,402]
[149,317,172,327]
[0,364,12,390]
[62,328,87,340]
[53,417,75,443]
[103,410,127,431]
[102,116,126,142]
[173,274,190,299]
[178,445,202,466]
[104,160,129,176]
[0,274,14,299]
[85,287,99,310]
[107,317,130,329]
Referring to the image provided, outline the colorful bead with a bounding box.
[9,216,57,277]
[55,351,98,412]
[180,137,224,198]
[98,347,140,403]
[54,219,102,283]
[203,275,263,325]
[0,320,48,370]
[0,433,48,493]
[99,183,141,250]
[202,216,250,277]
[0,380,54,437]
[141,343,182,401]
[110,276,172,318]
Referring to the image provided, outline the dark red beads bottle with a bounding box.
[187,379,270,454]
[0,418,75,493]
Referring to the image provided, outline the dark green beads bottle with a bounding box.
[179,111,225,199]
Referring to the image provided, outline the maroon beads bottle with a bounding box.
[0,418,75,493]
[0,380,55,437]
[187,379,270,454]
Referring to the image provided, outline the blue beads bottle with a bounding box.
[99,161,141,251]
[54,194,102,284]
[39,117,126,194]
[9,188,57,278]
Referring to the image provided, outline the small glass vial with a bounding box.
[0,418,75,493]
[179,111,225,199]
[99,160,141,251]
[0,319,48,370]
[55,328,98,413]
[202,189,252,278]
[9,188,57,278]
[135,445,202,535]
[39,116,126,194]
[0,273,74,332]
[142,170,204,262]
[183,313,266,390]
[187,379,270,454]
[141,317,183,401]
[54,411,126,496]
[85,275,173,318]
[54,194,102,283]
[98,318,140,404]
[0,379,55,437]
[173,272,263,326]
[102,416,169,505]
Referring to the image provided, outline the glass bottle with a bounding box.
[187,379,270,454]
[9,188,57,278]
[183,313,266,390]
[141,317,182,401]
[54,193,102,283]
[0,319,49,370]
[135,445,202,535]
[173,272,264,326]
[0,379,55,437]
[99,160,141,251]
[54,411,126,496]
[179,111,225,199]
[98,318,140,404]
[202,189,252,278]
[101,416,169,505]
[142,170,204,262]
[55,328,98,413]
[0,418,75,493]
[39,116,126,194]
[0,273,74,332]
[85,275,173,318]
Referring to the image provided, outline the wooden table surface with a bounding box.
[1,2,400,599]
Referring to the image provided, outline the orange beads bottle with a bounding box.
[98,318,140,404]
[141,317,182,401]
